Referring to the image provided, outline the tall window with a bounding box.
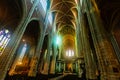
[48,12,53,24]
[0,29,10,56]
[40,0,47,12]
[66,49,74,57]
[40,0,53,24]
[18,43,27,64]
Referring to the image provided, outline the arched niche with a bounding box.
[20,20,40,59]
[9,20,40,75]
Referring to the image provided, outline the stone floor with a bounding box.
[5,72,85,80]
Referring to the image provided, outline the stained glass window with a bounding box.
[18,43,27,64]
[48,12,53,24]
[0,29,10,56]
[40,0,47,12]
[66,49,74,57]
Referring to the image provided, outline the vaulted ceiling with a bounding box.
[0,0,23,32]
[50,0,120,51]
[96,0,120,32]
[51,0,77,30]
[1,0,120,54]
[51,0,77,50]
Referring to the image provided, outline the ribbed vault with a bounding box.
[0,0,23,31]
[51,0,78,54]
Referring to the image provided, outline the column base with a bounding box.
[42,63,49,75]
[28,56,38,77]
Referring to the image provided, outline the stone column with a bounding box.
[75,61,78,73]
[42,32,52,74]
[57,47,62,73]
[50,21,57,74]
[39,49,47,73]
[58,61,62,73]
[50,41,57,74]
[81,16,97,79]
[0,0,39,79]
[77,0,97,79]
[75,4,84,77]
[85,0,120,79]
[63,62,66,72]
[38,57,44,73]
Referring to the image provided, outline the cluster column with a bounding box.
[42,32,52,74]
[85,0,120,79]
[77,0,97,79]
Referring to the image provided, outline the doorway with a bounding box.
[65,62,72,72]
